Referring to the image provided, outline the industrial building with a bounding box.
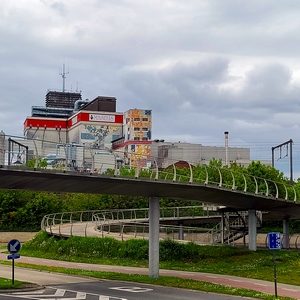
[0,82,258,171]
[150,140,251,169]
[23,89,152,169]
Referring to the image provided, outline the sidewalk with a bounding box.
[0,252,300,299]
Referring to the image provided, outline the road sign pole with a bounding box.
[7,239,21,286]
[267,232,281,297]
[272,250,278,297]
[12,258,15,286]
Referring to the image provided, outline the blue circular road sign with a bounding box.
[7,239,21,254]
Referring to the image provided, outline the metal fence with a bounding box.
[41,207,300,248]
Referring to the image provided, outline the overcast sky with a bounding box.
[1,0,300,177]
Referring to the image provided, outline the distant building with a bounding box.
[112,109,152,168]
[150,140,266,169]
[23,90,151,168]
[18,80,261,170]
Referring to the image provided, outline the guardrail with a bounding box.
[41,206,233,243]
[1,134,299,202]
[41,206,216,231]
[41,208,300,248]
[41,209,233,245]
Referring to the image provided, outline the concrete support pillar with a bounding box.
[248,210,257,251]
[178,223,184,240]
[149,197,159,278]
[283,218,290,249]
[220,214,224,244]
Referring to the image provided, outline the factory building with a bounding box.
[23,90,152,169]
[151,140,252,169]
[1,69,255,170]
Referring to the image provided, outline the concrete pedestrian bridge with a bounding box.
[1,166,300,221]
[1,151,300,278]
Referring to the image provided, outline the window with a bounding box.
[142,137,148,141]
[134,118,140,121]
[134,127,140,131]
[142,127,148,131]
[134,137,140,141]
[142,118,148,122]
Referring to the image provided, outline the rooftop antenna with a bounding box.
[59,63,69,92]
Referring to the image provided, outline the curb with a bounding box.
[0,284,44,294]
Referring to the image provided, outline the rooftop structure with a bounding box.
[45,90,82,109]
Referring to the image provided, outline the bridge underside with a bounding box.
[1,169,300,221]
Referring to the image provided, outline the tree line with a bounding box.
[1,160,300,232]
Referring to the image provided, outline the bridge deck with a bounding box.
[1,168,300,220]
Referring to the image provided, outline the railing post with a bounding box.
[188,162,193,184]
[217,167,222,188]
[253,176,258,194]
[172,164,176,182]
[204,165,208,185]
[229,170,236,190]
[264,179,269,197]
[154,159,159,180]
[242,174,247,193]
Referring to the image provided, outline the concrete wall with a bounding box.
[0,232,38,243]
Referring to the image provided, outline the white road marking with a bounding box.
[254,283,268,287]
[229,279,242,282]
[110,286,153,293]
[53,289,66,296]
[282,288,299,292]
[9,287,127,300]
[12,290,45,295]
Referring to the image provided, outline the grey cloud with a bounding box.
[40,0,67,16]
[237,64,300,111]
[2,1,300,175]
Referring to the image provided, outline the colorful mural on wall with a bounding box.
[129,144,151,167]
[125,109,152,142]
[81,124,122,148]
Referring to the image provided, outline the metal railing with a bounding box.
[1,134,299,203]
[41,206,227,243]
[41,207,300,248]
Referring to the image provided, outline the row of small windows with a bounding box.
[129,117,149,122]
[134,137,148,141]
[134,127,148,131]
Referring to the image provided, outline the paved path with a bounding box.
[0,253,300,299]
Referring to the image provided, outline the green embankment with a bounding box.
[0,231,296,299]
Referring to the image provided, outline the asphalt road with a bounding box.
[0,266,253,300]
[0,253,300,299]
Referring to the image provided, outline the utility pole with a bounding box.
[271,139,293,184]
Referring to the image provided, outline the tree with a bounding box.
[27,157,47,168]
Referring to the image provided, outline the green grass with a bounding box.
[20,231,300,286]
[0,277,30,289]
[0,261,295,300]
[1,231,299,299]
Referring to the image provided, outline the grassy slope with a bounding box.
[20,231,300,286]
[1,231,299,300]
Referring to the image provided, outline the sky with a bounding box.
[1,0,300,178]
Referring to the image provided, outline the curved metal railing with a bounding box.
[41,207,300,248]
[41,206,218,236]
[2,134,299,202]
[41,206,241,243]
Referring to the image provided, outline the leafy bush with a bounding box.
[22,232,254,265]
